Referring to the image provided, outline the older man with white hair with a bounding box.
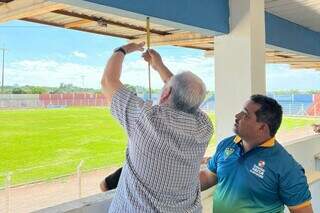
[101,42,213,213]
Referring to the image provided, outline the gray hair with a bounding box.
[168,71,206,113]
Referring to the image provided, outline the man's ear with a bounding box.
[160,87,172,103]
[259,123,270,135]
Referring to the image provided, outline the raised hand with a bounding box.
[122,42,145,54]
[142,49,164,71]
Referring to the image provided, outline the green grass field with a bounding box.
[0,107,318,187]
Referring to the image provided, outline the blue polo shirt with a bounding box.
[208,135,311,213]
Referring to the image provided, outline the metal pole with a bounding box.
[146,17,151,101]
[289,103,292,115]
[81,75,85,89]
[5,172,12,213]
[77,160,84,198]
[1,48,6,94]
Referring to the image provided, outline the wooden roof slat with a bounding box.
[0,0,14,3]
[290,64,320,69]
[266,56,320,63]
[130,32,213,47]
[175,45,212,51]
[52,9,170,36]
[144,37,213,47]
[64,19,93,28]
[0,0,66,23]
[22,17,135,39]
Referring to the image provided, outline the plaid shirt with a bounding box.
[108,86,213,213]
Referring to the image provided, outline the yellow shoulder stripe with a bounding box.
[288,200,312,210]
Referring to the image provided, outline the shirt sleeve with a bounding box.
[207,139,226,173]
[110,86,145,137]
[279,159,312,207]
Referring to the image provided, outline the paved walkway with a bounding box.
[0,168,118,213]
[0,128,318,213]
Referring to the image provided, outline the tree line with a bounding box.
[1,84,319,95]
[1,83,161,94]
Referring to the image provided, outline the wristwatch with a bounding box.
[114,47,126,55]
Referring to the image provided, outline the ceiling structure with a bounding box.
[265,0,320,32]
[0,0,320,71]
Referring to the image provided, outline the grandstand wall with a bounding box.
[0,93,107,108]
[307,94,320,116]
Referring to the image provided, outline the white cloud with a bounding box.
[71,51,87,59]
[122,55,215,90]
[6,59,103,88]
[6,56,319,92]
[266,64,320,91]
[5,55,215,91]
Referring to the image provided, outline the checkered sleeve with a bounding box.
[279,159,312,207]
[110,86,145,136]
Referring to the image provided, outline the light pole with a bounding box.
[81,75,85,89]
[1,48,7,93]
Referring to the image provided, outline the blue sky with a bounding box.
[1,20,320,92]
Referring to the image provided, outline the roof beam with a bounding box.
[22,17,135,39]
[52,9,169,35]
[267,58,320,63]
[130,32,213,47]
[266,12,320,58]
[290,64,320,69]
[0,0,66,23]
[51,1,320,58]
[176,45,212,51]
[51,0,229,35]
[0,0,14,3]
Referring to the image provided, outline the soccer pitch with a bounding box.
[0,107,127,187]
[0,107,318,187]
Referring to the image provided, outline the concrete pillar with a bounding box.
[214,0,266,142]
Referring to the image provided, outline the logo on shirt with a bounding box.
[258,160,265,168]
[250,160,266,179]
[224,147,234,159]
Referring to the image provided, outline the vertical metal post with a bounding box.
[5,172,12,213]
[77,160,84,198]
[146,17,151,101]
[289,103,292,115]
[1,48,6,93]
[81,75,85,89]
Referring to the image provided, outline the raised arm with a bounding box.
[101,42,145,103]
[142,49,173,83]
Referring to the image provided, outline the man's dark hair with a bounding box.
[250,94,283,137]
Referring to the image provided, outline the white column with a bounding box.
[214,0,266,142]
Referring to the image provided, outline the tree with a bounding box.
[29,86,47,94]
[124,84,137,93]
[12,88,26,94]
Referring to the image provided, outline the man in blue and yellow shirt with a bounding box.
[200,95,313,213]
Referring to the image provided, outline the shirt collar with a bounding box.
[233,135,275,147]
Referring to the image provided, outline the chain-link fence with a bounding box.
[201,94,320,117]
[0,151,125,213]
